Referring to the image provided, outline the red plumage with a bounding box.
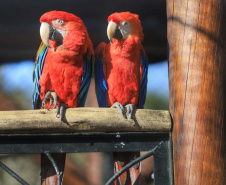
[97,12,144,107]
[39,11,93,108]
[40,10,83,24]
[37,11,94,185]
[108,12,142,34]
[96,12,145,185]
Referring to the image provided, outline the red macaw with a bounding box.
[95,12,148,185]
[33,11,94,185]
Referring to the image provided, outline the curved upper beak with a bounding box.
[40,22,54,47]
[107,21,117,42]
[107,21,123,42]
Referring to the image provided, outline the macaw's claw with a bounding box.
[125,104,136,121]
[56,103,67,126]
[42,91,58,109]
[111,102,127,119]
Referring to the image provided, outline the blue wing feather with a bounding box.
[139,51,148,109]
[33,44,92,109]
[95,47,148,109]
[77,52,93,107]
[32,44,48,109]
[95,55,108,107]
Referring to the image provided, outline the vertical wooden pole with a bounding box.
[167,0,226,184]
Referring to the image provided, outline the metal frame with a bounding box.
[0,132,173,185]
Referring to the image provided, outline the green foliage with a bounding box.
[144,93,169,110]
[10,90,31,109]
[0,155,40,185]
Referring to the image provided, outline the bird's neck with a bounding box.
[110,36,141,58]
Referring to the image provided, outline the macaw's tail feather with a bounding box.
[41,153,66,185]
[113,152,141,185]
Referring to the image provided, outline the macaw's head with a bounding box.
[107,12,144,43]
[40,11,88,51]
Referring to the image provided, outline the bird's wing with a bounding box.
[77,50,94,107]
[139,47,148,109]
[32,42,48,109]
[94,42,108,107]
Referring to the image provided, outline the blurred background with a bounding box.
[0,0,168,184]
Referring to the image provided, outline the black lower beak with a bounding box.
[49,29,63,45]
[113,26,123,40]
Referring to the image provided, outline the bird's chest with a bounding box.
[39,52,84,92]
[106,60,139,84]
[104,56,140,106]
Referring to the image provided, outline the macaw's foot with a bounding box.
[125,104,136,121]
[56,103,68,126]
[111,102,126,119]
[42,91,58,109]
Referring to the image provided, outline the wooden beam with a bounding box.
[0,108,171,133]
[167,0,226,184]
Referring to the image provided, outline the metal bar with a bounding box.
[153,135,174,185]
[45,152,61,185]
[105,141,163,185]
[0,132,170,154]
[0,132,173,185]
[0,160,29,185]
[0,132,169,137]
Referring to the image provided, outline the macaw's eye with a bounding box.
[122,21,128,26]
[57,19,64,24]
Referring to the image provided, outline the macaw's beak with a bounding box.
[107,21,123,42]
[40,22,53,47]
[40,22,64,47]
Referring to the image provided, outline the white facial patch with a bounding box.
[51,19,67,38]
[119,21,131,39]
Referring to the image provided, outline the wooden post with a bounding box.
[167,0,226,184]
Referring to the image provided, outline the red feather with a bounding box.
[96,12,144,184]
[39,49,84,108]
[40,10,83,24]
[39,11,93,108]
[97,12,144,107]
[104,42,141,106]
[38,11,94,185]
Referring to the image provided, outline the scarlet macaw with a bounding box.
[95,12,148,185]
[33,11,94,184]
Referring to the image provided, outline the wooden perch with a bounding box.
[0,108,171,134]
